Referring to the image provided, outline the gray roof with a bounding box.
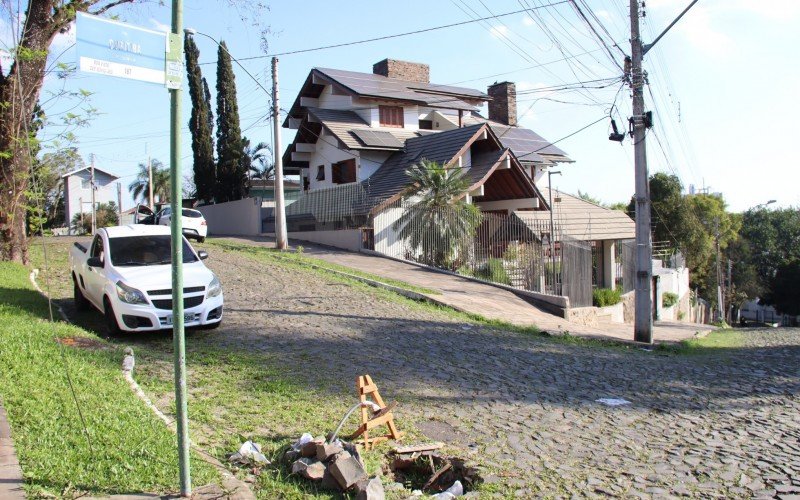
[465,114,572,163]
[515,188,635,241]
[306,107,431,150]
[62,166,119,179]
[316,67,486,110]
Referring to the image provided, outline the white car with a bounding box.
[69,224,223,334]
[156,206,208,242]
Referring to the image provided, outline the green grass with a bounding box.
[207,238,441,295]
[675,329,744,353]
[0,261,218,497]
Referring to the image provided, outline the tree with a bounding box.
[392,159,482,267]
[28,147,84,232]
[576,190,603,206]
[215,41,246,203]
[764,260,800,316]
[1,0,136,263]
[185,33,216,204]
[128,160,170,206]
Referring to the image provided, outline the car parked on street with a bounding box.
[133,204,208,242]
[69,224,223,334]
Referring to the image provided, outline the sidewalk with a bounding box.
[222,236,714,344]
[0,403,25,499]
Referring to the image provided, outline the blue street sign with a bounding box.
[76,12,167,85]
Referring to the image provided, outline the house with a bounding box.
[62,166,120,231]
[249,178,303,206]
[281,59,635,307]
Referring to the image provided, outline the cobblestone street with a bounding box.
[203,245,800,498]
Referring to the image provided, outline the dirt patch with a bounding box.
[55,336,106,350]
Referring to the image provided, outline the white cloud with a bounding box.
[522,16,535,26]
[149,18,170,33]
[489,25,509,38]
[595,9,612,21]
[673,6,733,56]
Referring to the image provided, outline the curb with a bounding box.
[0,402,26,499]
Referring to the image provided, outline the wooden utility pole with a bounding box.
[90,154,97,235]
[272,57,288,250]
[630,0,652,343]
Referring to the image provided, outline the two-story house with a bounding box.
[281,59,634,297]
[62,165,120,231]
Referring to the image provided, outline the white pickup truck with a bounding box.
[69,224,223,334]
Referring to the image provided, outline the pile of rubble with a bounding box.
[285,434,385,499]
[388,443,480,498]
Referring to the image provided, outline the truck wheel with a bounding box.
[73,277,90,311]
[104,297,122,336]
[197,237,205,243]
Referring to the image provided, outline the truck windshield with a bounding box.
[108,235,199,266]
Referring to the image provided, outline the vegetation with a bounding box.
[128,159,170,206]
[475,258,511,285]
[185,33,216,204]
[71,201,119,234]
[593,287,621,307]
[244,138,274,182]
[27,147,84,233]
[0,262,217,496]
[674,329,744,353]
[662,291,679,308]
[393,159,482,268]
[214,41,248,203]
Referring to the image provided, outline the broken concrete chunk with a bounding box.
[355,477,386,500]
[330,454,368,490]
[300,460,326,481]
[316,442,344,462]
[301,440,321,458]
[291,457,315,475]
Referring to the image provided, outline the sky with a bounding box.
[4,0,799,212]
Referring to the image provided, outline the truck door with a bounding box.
[84,234,107,306]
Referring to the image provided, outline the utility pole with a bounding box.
[79,197,84,229]
[727,257,733,324]
[715,219,723,323]
[117,182,122,222]
[548,171,561,295]
[147,144,154,210]
[630,0,652,343]
[168,0,190,494]
[272,57,288,250]
[90,153,97,235]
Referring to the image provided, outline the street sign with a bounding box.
[76,12,167,85]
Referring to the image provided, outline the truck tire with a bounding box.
[73,276,90,311]
[197,236,205,243]
[104,297,122,336]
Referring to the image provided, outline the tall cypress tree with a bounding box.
[185,34,215,203]
[215,41,246,203]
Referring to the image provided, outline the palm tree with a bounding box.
[244,139,273,180]
[392,159,482,268]
[128,159,170,206]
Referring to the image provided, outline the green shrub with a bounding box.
[677,311,686,320]
[593,287,622,307]
[475,258,510,285]
[662,291,679,308]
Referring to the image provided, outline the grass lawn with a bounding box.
[677,328,745,352]
[0,261,218,498]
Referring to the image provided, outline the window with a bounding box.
[81,177,91,189]
[316,165,325,181]
[332,159,357,184]
[418,119,433,130]
[90,235,105,264]
[379,105,404,128]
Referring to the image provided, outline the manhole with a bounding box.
[387,452,482,494]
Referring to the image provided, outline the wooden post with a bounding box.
[353,375,402,450]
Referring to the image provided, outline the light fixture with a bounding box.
[609,119,625,142]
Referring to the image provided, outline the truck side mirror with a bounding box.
[87,256,103,268]
[197,250,209,260]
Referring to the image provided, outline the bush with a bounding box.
[593,287,622,307]
[662,291,679,308]
[475,258,510,285]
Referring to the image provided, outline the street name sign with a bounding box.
[76,12,168,85]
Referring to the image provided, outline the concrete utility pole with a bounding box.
[272,57,288,250]
[548,170,561,295]
[147,144,154,210]
[117,182,122,221]
[630,0,653,343]
[90,153,97,235]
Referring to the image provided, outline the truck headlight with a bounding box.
[116,281,148,305]
[207,274,222,298]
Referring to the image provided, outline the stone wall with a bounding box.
[372,59,430,83]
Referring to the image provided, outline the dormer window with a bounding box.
[379,105,404,128]
[316,165,325,181]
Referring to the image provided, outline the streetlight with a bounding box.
[548,170,561,294]
[753,200,776,210]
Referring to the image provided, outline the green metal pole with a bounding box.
[169,0,191,495]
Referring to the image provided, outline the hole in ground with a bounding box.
[387,453,482,493]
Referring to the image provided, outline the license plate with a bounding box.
[165,312,196,325]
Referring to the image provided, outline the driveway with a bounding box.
[223,235,715,344]
[200,242,799,498]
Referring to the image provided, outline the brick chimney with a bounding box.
[487,82,517,126]
[372,58,430,83]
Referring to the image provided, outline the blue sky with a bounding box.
[6,0,799,212]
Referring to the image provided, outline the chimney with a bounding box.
[372,58,430,83]
[487,81,517,126]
